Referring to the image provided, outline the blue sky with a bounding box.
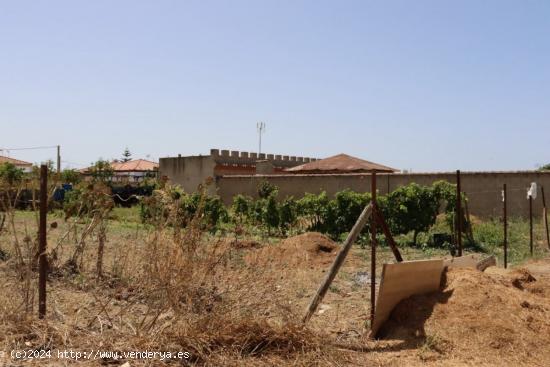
[1,0,549,171]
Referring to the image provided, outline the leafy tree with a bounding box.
[538,163,550,171]
[232,194,252,223]
[279,196,298,234]
[251,198,266,224]
[181,192,228,231]
[432,180,470,239]
[385,183,439,245]
[257,180,278,199]
[0,163,24,185]
[61,169,81,184]
[89,159,114,183]
[296,192,331,233]
[262,192,280,233]
[329,189,370,237]
[121,147,132,162]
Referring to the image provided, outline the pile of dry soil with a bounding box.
[247,232,338,268]
[379,266,550,365]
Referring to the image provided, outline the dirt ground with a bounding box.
[2,216,550,366]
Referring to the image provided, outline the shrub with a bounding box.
[232,194,253,223]
[279,196,298,234]
[0,163,24,186]
[262,192,280,234]
[182,192,228,232]
[61,169,82,185]
[385,183,439,245]
[296,192,331,233]
[328,190,370,237]
[257,180,278,199]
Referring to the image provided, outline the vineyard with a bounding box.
[1,162,550,366]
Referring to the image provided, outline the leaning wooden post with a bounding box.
[456,170,462,257]
[542,186,550,250]
[373,207,403,262]
[370,172,377,329]
[302,203,373,323]
[503,183,508,269]
[38,164,48,319]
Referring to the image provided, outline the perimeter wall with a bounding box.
[216,171,550,218]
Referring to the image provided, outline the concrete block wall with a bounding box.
[215,171,550,218]
[160,149,320,193]
[159,155,217,194]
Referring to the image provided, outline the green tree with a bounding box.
[61,169,82,184]
[385,183,439,245]
[121,148,132,162]
[0,163,24,185]
[279,196,298,234]
[257,180,278,199]
[232,194,252,223]
[89,159,114,183]
[263,192,280,233]
[296,192,331,233]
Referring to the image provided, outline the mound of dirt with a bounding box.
[224,238,262,249]
[379,267,550,364]
[246,232,338,268]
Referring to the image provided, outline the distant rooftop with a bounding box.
[0,155,33,167]
[285,153,398,174]
[81,159,159,173]
[110,159,159,172]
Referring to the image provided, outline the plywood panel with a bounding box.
[371,259,444,337]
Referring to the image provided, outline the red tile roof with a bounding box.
[81,159,159,173]
[285,154,397,173]
[110,159,159,172]
[0,155,33,167]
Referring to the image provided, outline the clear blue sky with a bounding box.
[1,0,549,171]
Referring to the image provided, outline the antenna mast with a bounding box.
[257,122,266,155]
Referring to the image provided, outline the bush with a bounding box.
[328,190,371,238]
[140,185,228,232]
[279,196,298,234]
[232,194,253,223]
[385,183,439,245]
[0,163,24,186]
[296,192,331,233]
[262,193,280,233]
[257,180,278,199]
[182,192,228,231]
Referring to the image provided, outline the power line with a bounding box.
[0,145,58,151]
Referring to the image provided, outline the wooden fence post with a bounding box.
[370,172,377,329]
[456,170,462,257]
[529,195,533,256]
[542,186,550,250]
[503,183,507,269]
[38,164,48,319]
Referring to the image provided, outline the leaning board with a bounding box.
[371,259,444,337]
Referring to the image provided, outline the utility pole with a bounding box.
[257,122,266,155]
[57,145,61,174]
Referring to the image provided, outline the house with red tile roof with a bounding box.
[0,155,33,173]
[81,159,159,183]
